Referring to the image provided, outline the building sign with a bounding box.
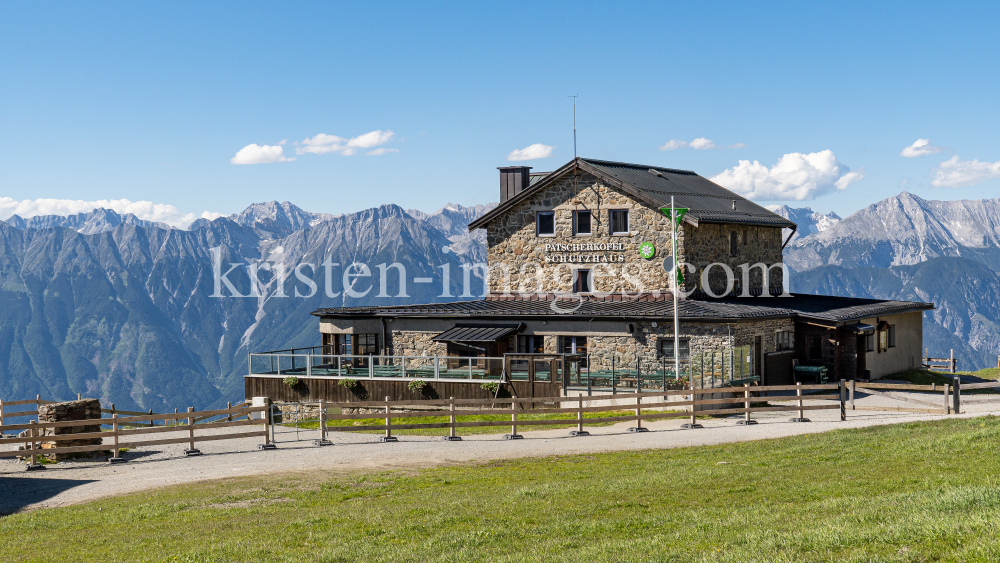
[543,242,628,263]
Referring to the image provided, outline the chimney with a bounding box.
[498,166,532,203]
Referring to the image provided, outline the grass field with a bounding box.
[4,417,1000,562]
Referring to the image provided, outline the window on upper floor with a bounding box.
[889,324,896,347]
[536,211,555,236]
[574,269,592,293]
[610,209,629,235]
[730,231,738,256]
[573,210,592,236]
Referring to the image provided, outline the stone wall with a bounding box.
[37,399,107,460]
[483,170,787,295]
[485,171,678,294]
[387,330,447,357]
[686,223,786,294]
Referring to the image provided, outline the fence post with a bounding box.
[77,392,81,401]
[790,382,810,422]
[0,398,4,427]
[681,388,703,429]
[628,392,648,432]
[443,397,461,441]
[381,396,397,442]
[839,380,846,421]
[505,399,523,440]
[570,395,590,436]
[314,400,332,446]
[25,422,43,471]
[737,383,757,425]
[953,376,961,414]
[944,383,951,415]
[109,413,126,464]
[258,397,277,450]
[850,380,856,410]
[184,407,202,456]
[950,349,955,374]
[227,401,232,422]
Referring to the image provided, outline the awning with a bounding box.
[844,323,875,335]
[432,324,522,343]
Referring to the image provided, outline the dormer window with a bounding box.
[536,211,555,236]
[610,209,629,235]
[573,210,592,236]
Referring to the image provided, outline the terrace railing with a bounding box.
[248,352,509,382]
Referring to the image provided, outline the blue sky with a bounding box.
[1,1,999,225]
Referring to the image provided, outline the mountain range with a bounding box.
[1,189,998,408]
[0,202,489,410]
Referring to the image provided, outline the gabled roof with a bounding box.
[468,157,795,231]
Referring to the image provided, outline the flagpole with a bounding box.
[672,196,680,383]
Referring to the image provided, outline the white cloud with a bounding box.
[366,148,399,156]
[659,138,744,151]
[200,211,226,221]
[0,197,220,229]
[710,150,864,201]
[688,137,717,150]
[507,143,555,161]
[900,138,947,158]
[931,155,1000,188]
[296,130,395,156]
[659,140,688,151]
[230,143,295,165]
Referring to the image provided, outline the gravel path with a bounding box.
[2,389,996,514]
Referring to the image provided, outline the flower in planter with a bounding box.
[480,381,500,393]
[407,380,428,392]
[283,376,300,388]
[338,378,359,388]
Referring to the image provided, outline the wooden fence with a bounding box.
[923,348,957,373]
[0,404,269,469]
[303,383,849,442]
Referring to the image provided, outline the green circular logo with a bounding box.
[639,242,656,260]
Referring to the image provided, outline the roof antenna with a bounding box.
[569,94,579,200]
[569,94,578,159]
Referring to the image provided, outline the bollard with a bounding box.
[944,383,951,415]
[443,397,462,441]
[184,407,202,456]
[737,383,757,425]
[790,382,810,422]
[953,376,961,415]
[504,399,523,440]
[314,400,332,446]
[570,396,590,436]
[628,392,648,432]
[839,379,846,421]
[850,380,856,411]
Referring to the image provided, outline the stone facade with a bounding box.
[387,330,447,357]
[484,171,786,295]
